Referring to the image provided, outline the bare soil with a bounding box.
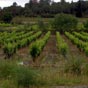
[15,34,87,67]
[34,34,66,68]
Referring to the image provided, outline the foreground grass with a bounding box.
[0,57,88,88]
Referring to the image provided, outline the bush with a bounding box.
[3,43,16,58]
[84,46,88,56]
[52,13,78,33]
[11,16,23,24]
[56,32,68,57]
[64,57,83,75]
[1,79,16,88]
[30,31,50,61]
[37,17,46,31]
[0,60,37,87]
[30,43,40,59]
[0,23,12,27]
[83,20,88,30]
[82,63,88,75]
[1,12,13,23]
[59,43,68,57]
[0,60,14,78]
[77,22,84,31]
[14,66,36,87]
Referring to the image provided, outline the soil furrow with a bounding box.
[38,35,59,65]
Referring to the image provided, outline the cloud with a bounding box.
[0,0,78,8]
[0,0,29,7]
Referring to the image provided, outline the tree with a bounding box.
[52,13,78,33]
[0,0,88,18]
[12,2,17,7]
[61,0,66,4]
[29,0,33,8]
[1,12,13,23]
[76,0,83,17]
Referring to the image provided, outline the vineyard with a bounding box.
[0,30,87,63]
[1,14,88,87]
[1,1,88,86]
[0,28,88,87]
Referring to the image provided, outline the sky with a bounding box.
[0,0,78,8]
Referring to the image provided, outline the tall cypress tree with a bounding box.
[61,0,65,4]
[76,0,83,17]
[29,0,33,8]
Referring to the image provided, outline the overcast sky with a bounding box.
[0,0,78,8]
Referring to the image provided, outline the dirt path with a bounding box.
[62,35,87,59]
[37,35,61,66]
[17,47,29,59]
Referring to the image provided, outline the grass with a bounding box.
[12,17,53,24]
[1,17,88,88]
[0,56,88,88]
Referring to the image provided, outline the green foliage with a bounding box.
[0,60,14,78]
[11,17,23,24]
[65,32,88,56]
[37,17,46,31]
[77,23,84,31]
[82,63,88,75]
[30,31,51,61]
[56,32,68,57]
[83,20,88,29]
[3,43,16,58]
[30,43,40,58]
[14,66,36,87]
[1,80,16,88]
[64,58,83,75]
[0,0,88,19]
[52,14,78,33]
[73,32,88,42]
[0,23,12,27]
[1,31,42,58]
[84,47,88,56]
[1,12,13,23]
[0,60,37,87]
[59,43,68,57]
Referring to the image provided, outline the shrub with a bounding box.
[65,32,86,53]
[14,66,36,87]
[3,43,16,58]
[56,32,68,57]
[83,20,88,30]
[0,60,14,78]
[84,46,88,56]
[37,17,46,31]
[64,57,83,75]
[0,23,12,27]
[52,13,78,33]
[82,63,88,75]
[1,12,13,23]
[30,43,40,59]
[59,43,68,57]
[0,60,37,87]
[77,22,84,31]
[30,31,51,61]
[1,79,16,88]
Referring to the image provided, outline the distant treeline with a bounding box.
[0,0,88,22]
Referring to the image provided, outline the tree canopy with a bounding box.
[0,0,88,22]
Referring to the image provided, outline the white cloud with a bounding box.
[0,0,29,8]
[0,0,78,8]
